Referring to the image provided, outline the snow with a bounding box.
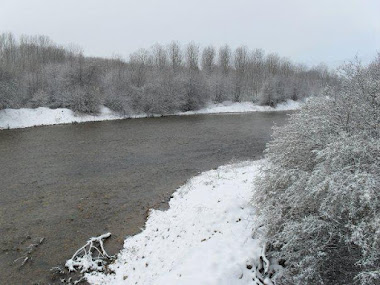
[86,160,266,285]
[177,99,302,115]
[0,100,301,130]
[0,106,123,129]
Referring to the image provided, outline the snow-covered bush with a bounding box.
[180,72,209,112]
[259,76,314,107]
[0,68,23,109]
[69,86,102,114]
[0,77,20,109]
[253,57,380,284]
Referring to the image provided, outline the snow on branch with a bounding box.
[65,232,114,273]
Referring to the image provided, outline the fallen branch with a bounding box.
[65,232,114,273]
[261,242,270,274]
[13,236,45,267]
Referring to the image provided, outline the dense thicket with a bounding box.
[253,56,380,284]
[0,33,335,114]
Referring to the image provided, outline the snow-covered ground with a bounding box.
[0,100,301,130]
[177,99,301,115]
[0,106,143,130]
[85,160,269,285]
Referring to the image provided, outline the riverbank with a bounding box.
[85,160,270,285]
[0,100,301,130]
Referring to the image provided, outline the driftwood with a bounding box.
[65,232,114,273]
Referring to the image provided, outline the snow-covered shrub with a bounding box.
[0,78,20,109]
[103,95,129,114]
[0,68,23,109]
[253,57,380,284]
[259,76,314,107]
[213,73,234,103]
[139,72,187,114]
[180,72,209,112]
[69,86,102,114]
[28,89,50,108]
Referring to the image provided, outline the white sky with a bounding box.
[0,0,379,66]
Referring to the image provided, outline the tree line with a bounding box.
[0,32,335,114]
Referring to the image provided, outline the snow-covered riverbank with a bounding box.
[83,160,271,285]
[0,100,301,130]
[177,99,301,115]
[0,106,127,130]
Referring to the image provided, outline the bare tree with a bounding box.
[266,53,281,75]
[201,46,216,73]
[185,42,200,72]
[233,46,248,102]
[129,48,151,87]
[248,48,266,98]
[152,43,168,69]
[167,41,182,72]
[218,45,231,75]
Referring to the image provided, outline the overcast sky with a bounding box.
[0,0,379,66]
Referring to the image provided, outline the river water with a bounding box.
[0,112,290,284]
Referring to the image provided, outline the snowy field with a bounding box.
[83,160,270,285]
[0,100,301,130]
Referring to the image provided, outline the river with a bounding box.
[0,112,290,284]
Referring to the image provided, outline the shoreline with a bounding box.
[85,160,267,285]
[0,100,301,130]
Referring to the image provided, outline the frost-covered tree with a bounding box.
[201,46,216,73]
[233,46,248,102]
[185,42,200,72]
[152,44,168,69]
[129,48,151,88]
[168,41,183,72]
[218,45,231,75]
[253,56,380,285]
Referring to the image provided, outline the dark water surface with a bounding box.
[0,112,290,284]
